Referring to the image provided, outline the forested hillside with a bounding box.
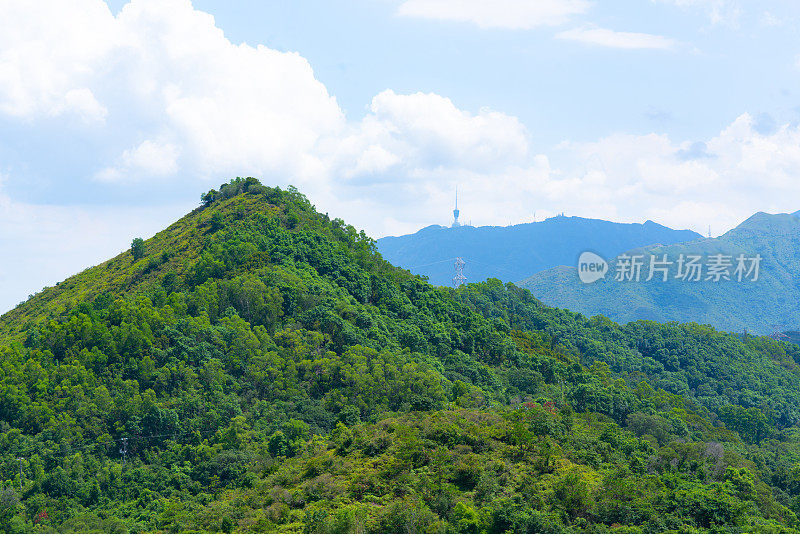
[522,211,800,334]
[2,178,800,533]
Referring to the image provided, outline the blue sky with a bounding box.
[100,0,800,144]
[186,0,800,142]
[1,0,800,312]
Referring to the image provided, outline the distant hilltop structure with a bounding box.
[452,189,461,228]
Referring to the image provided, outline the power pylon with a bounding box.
[453,257,466,288]
[769,324,789,341]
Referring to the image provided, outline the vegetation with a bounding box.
[522,210,800,334]
[131,238,145,261]
[2,178,800,532]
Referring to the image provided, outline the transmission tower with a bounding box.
[769,324,789,341]
[453,257,466,288]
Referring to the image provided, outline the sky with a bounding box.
[1,0,800,312]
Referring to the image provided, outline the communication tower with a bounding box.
[452,188,461,227]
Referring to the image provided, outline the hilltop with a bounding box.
[2,178,800,532]
[377,217,701,286]
[522,211,800,334]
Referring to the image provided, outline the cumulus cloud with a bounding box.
[0,0,116,121]
[556,26,678,50]
[328,90,529,178]
[0,0,343,184]
[396,0,591,29]
[1,0,798,241]
[552,113,800,234]
[365,111,800,243]
[307,89,541,236]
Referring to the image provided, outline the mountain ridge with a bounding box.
[522,210,800,334]
[377,215,702,286]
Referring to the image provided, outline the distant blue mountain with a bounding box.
[376,216,702,286]
[520,211,800,335]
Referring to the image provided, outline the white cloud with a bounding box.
[350,145,401,177]
[331,90,529,177]
[654,0,741,26]
[0,0,343,183]
[312,90,537,234]
[122,140,179,176]
[1,0,797,241]
[62,88,108,123]
[0,0,117,121]
[396,0,591,29]
[96,139,180,182]
[556,26,678,50]
[551,113,800,235]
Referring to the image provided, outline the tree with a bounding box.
[131,237,145,260]
[201,190,216,207]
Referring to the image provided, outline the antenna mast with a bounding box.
[452,188,461,227]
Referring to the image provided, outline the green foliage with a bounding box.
[718,405,770,444]
[130,237,145,261]
[0,178,799,532]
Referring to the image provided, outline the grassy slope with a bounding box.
[0,195,278,342]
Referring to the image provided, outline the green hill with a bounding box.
[3,178,800,533]
[521,211,800,335]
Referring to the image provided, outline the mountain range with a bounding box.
[522,211,800,335]
[376,217,702,287]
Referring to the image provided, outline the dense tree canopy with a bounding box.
[1,178,800,533]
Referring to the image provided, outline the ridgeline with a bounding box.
[523,211,800,334]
